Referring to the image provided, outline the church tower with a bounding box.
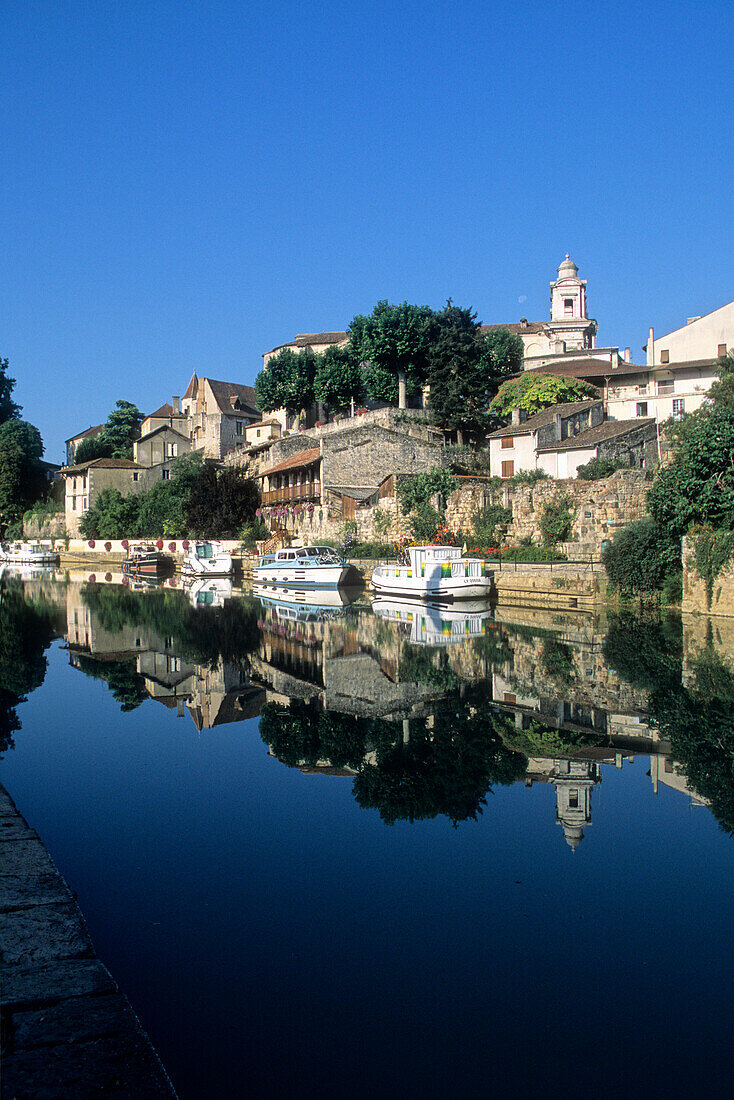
[546,255,598,353]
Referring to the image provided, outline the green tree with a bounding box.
[425,303,487,441]
[480,327,524,385]
[348,300,435,405]
[313,344,364,413]
[254,347,315,418]
[102,400,142,458]
[73,434,111,464]
[601,517,680,597]
[186,465,259,537]
[0,420,46,532]
[647,356,734,538]
[0,358,22,424]
[489,372,599,417]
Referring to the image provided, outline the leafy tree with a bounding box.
[102,400,142,458]
[647,356,734,538]
[0,357,22,424]
[425,303,487,441]
[80,488,142,539]
[539,492,575,546]
[397,469,457,513]
[187,464,259,537]
[313,344,364,413]
[348,300,435,405]
[0,420,46,532]
[0,584,57,750]
[480,327,524,381]
[73,654,149,712]
[471,504,512,547]
[601,517,680,597]
[489,372,599,417]
[73,434,111,464]
[254,347,316,417]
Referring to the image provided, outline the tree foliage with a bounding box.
[647,356,734,538]
[0,420,46,532]
[601,517,681,597]
[348,300,435,404]
[425,303,490,438]
[0,357,22,424]
[489,373,599,417]
[313,344,364,412]
[186,464,259,537]
[73,400,143,463]
[254,347,316,415]
[576,455,629,480]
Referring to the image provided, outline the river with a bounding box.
[1,573,733,1098]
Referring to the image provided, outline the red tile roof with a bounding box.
[258,447,321,477]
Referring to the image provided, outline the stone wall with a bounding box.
[682,535,734,617]
[322,424,446,490]
[23,513,67,540]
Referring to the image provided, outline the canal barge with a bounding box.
[121,542,167,578]
[253,545,359,588]
[182,540,233,577]
[370,545,490,600]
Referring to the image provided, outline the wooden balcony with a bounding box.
[261,482,320,505]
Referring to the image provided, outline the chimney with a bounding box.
[172,395,180,414]
[554,411,563,441]
[611,349,619,368]
[511,408,526,426]
[624,347,631,362]
[647,327,654,366]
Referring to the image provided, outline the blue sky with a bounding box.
[4,0,733,462]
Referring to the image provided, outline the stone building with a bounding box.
[133,424,192,477]
[181,374,260,458]
[64,424,105,466]
[60,457,149,537]
[645,299,733,366]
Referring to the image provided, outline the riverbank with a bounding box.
[0,784,177,1098]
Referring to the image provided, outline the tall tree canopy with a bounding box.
[74,399,143,463]
[0,358,22,424]
[489,372,599,417]
[254,347,316,416]
[313,344,364,412]
[348,300,435,405]
[0,420,46,531]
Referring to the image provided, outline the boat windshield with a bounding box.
[196,543,214,559]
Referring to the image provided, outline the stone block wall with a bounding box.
[682,535,734,616]
[322,424,446,488]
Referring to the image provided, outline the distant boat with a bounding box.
[0,540,59,566]
[121,542,166,578]
[370,545,490,599]
[182,540,233,577]
[253,545,360,589]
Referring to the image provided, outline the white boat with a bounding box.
[0,540,59,566]
[184,576,233,608]
[253,545,360,589]
[371,597,493,644]
[370,545,490,599]
[181,540,233,577]
[253,582,363,613]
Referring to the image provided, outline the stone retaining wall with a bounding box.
[682,535,734,616]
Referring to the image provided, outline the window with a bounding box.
[672,398,685,418]
[162,469,170,480]
[82,497,88,510]
[501,460,514,477]
[132,472,139,482]
[564,298,574,315]
[501,436,514,449]
[637,384,647,395]
[636,402,648,417]
[569,789,579,809]
[660,350,669,363]
[165,443,178,458]
[71,497,76,511]
[256,429,261,438]
[719,344,728,357]
[236,421,243,436]
[658,379,674,395]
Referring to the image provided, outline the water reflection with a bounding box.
[2,573,734,837]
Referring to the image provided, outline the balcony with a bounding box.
[261,481,320,505]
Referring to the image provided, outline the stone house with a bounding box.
[181,374,260,458]
[140,399,189,438]
[244,419,282,447]
[133,424,192,477]
[60,457,150,537]
[488,401,604,478]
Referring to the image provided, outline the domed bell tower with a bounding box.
[547,255,597,353]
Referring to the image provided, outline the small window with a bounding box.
[162,469,170,480]
[658,379,674,395]
[719,344,728,357]
[503,692,516,704]
[636,402,648,417]
[569,789,579,809]
[660,350,669,364]
[256,429,261,437]
[637,385,647,396]
[672,398,685,418]
[501,436,514,449]
[236,421,243,436]
[132,472,139,482]
[564,298,574,315]
[71,497,77,511]
[501,460,515,477]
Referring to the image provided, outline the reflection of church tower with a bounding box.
[551,758,601,850]
[547,255,598,353]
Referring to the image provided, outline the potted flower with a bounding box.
[156,539,164,550]
[104,541,112,551]
[121,539,129,550]
[87,539,95,548]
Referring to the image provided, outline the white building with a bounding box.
[645,300,733,365]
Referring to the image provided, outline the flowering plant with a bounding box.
[104,541,112,551]
[182,539,190,549]
[88,539,95,548]
[168,542,176,552]
[121,539,129,549]
[156,539,164,549]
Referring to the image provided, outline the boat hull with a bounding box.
[370,574,491,599]
[252,564,355,588]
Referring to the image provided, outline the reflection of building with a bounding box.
[552,758,601,850]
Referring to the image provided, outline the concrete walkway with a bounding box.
[1,784,177,1098]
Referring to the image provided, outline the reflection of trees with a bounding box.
[604,612,734,834]
[72,655,149,713]
[260,691,528,826]
[399,644,459,691]
[81,584,260,666]
[0,584,57,750]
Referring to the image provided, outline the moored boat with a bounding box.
[0,540,59,566]
[181,540,233,577]
[121,542,166,577]
[370,545,490,599]
[253,545,360,589]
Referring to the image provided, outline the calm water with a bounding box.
[2,574,733,1098]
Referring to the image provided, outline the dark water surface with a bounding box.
[1,576,733,1098]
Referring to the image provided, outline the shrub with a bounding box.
[540,493,575,546]
[471,504,512,547]
[409,502,442,543]
[576,455,629,481]
[602,517,680,597]
[240,518,270,549]
[506,469,550,486]
[397,469,457,513]
[372,507,392,536]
